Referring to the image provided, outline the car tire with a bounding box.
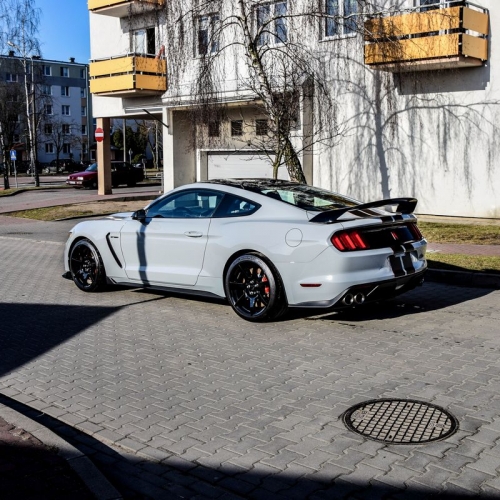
[224,253,287,322]
[69,239,106,292]
[127,180,136,187]
[90,180,98,189]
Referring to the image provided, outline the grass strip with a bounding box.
[419,222,500,246]
[7,206,96,220]
[427,253,500,274]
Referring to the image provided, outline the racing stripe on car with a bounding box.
[389,255,405,277]
[402,252,416,275]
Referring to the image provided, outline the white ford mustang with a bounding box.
[63,179,427,321]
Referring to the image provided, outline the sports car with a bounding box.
[63,179,427,322]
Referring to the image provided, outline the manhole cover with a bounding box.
[343,399,458,444]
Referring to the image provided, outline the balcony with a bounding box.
[89,55,167,97]
[364,2,489,72]
[88,0,165,17]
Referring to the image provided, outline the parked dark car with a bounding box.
[66,161,144,189]
[44,159,81,174]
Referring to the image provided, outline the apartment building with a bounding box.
[88,0,497,218]
[0,53,92,166]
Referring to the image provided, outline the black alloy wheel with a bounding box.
[225,254,287,322]
[69,239,106,292]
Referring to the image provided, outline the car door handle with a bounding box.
[184,231,203,238]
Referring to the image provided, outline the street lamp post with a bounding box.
[7,41,39,187]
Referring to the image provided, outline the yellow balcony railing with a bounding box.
[364,3,489,71]
[88,0,165,17]
[89,55,167,97]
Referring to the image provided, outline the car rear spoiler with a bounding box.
[309,198,418,224]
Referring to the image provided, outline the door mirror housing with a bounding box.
[133,209,147,222]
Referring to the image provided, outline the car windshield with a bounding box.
[237,182,359,212]
[86,164,98,172]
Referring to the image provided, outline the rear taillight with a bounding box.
[409,223,423,241]
[331,230,369,251]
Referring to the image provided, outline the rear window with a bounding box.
[256,184,358,212]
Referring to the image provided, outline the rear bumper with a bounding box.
[289,267,426,309]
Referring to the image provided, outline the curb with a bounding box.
[0,403,122,500]
[426,268,500,289]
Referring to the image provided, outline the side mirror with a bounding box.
[133,209,147,223]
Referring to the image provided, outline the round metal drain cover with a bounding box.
[343,399,458,444]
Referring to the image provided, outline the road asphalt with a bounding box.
[0,183,498,499]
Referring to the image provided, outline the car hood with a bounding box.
[68,171,96,178]
[104,212,135,220]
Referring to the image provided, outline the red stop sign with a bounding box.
[95,127,104,142]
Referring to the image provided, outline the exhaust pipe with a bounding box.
[342,293,354,306]
[354,293,365,305]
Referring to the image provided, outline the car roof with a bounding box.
[206,178,301,190]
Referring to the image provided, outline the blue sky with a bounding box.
[36,0,90,63]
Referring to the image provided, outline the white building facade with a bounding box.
[88,0,498,218]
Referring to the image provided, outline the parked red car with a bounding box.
[66,161,144,189]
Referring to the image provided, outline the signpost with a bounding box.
[10,150,17,188]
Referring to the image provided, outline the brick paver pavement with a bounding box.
[1,224,500,499]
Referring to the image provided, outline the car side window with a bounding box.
[213,194,260,218]
[146,190,224,218]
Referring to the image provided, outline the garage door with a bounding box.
[207,152,289,180]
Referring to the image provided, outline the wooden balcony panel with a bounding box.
[90,57,135,78]
[88,0,165,17]
[365,7,460,40]
[365,34,460,65]
[90,74,167,96]
[365,6,488,41]
[462,33,488,60]
[90,55,167,96]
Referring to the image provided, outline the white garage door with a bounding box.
[207,152,289,180]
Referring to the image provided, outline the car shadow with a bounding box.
[284,280,495,323]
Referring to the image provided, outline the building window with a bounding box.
[325,0,357,38]
[45,143,54,154]
[63,143,71,154]
[231,120,243,136]
[256,119,269,136]
[6,73,18,83]
[81,106,87,116]
[62,124,71,134]
[81,124,87,135]
[80,87,86,98]
[43,65,51,76]
[256,1,287,46]
[208,120,220,137]
[45,104,53,115]
[80,68,86,79]
[132,27,156,55]
[60,66,69,77]
[197,14,220,56]
[41,84,52,95]
[44,124,53,135]
[61,86,70,97]
[62,105,70,116]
